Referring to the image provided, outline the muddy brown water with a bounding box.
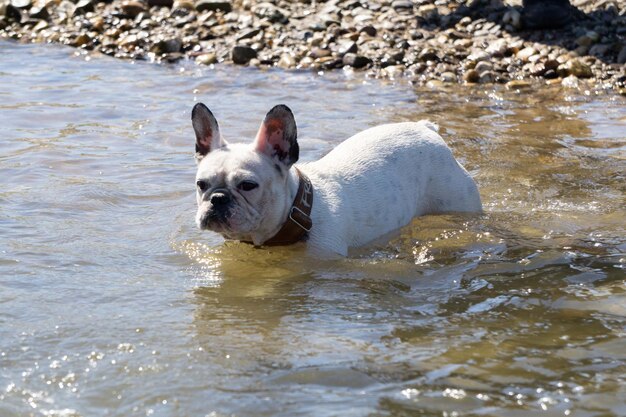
[1,41,625,417]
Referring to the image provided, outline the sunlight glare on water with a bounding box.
[0,41,625,417]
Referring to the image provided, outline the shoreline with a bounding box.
[1,0,625,92]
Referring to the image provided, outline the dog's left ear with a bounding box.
[253,104,299,168]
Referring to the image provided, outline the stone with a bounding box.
[335,40,357,55]
[231,45,256,64]
[506,79,531,89]
[478,70,495,84]
[618,46,626,65]
[252,2,288,24]
[152,37,182,54]
[474,61,492,74]
[121,0,146,18]
[195,0,231,13]
[359,25,376,37]
[418,48,439,62]
[73,33,91,47]
[441,71,456,83]
[342,53,371,69]
[463,69,479,83]
[278,53,295,68]
[147,0,173,6]
[417,4,438,20]
[73,0,94,14]
[310,47,331,59]
[567,60,593,78]
[588,44,610,57]
[391,0,412,11]
[516,46,536,62]
[10,0,31,9]
[28,5,49,19]
[502,8,521,29]
[196,53,217,65]
[561,74,579,89]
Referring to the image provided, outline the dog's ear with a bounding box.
[253,104,299,168]
[192,103,226,160]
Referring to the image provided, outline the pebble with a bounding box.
[506,79,532,89]
[231,45,256,65]
[196,52,217,65]
[195,1,232,13]
[342,53,371,69]
[463,69,480,83]
[516,47,536,62]
[441,71,456,83]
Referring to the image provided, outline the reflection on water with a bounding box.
[0,41,624,416]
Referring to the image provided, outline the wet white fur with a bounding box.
[297,121,482,256]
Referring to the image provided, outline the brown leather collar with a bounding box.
[247,168,313,247]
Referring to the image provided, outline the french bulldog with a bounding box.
[192,103,482,256]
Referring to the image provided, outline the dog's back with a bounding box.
[302,122,481,253]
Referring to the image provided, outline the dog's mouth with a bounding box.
[198,206,232,232]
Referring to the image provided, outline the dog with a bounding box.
[192,103,482,256]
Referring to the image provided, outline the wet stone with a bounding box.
[441,71,456,82]
[28,5,49,20]
[121,1,146,18]
[195,52,216,64]
[342,53,371,69]
[231,45,256,64]
[73,0,94,15]
[463,69,480,83]
[195,0,231,13]
[10,0,31,9]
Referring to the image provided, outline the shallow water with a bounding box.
[0,41,625,417]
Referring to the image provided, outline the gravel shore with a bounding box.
[1,0,625,91]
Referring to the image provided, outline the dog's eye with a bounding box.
[196,180,209,192]
[238,181,258,191]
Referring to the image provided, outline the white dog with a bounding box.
[192,104,481,256]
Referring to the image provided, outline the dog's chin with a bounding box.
[197,212,258,239]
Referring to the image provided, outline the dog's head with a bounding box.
[192,103,299,245]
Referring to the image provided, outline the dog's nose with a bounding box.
[209,190,231,206]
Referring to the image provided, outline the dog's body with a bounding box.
[192,104,481,256]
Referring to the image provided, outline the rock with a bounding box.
[618,46,626,65]
[474,61,492,74]
[478,70,495,84]
[121,0,146,18]
[588,44,610,57]
[576,35,594,47]
[335,40,357,56]
[147,0,173,6]
[152,37,182,54]
[618,88,626,96]
[562,74,579,88]
[463,69,479,83]
[516,46,536,62]
[391,0,412,11]
[441,71,456,83]
[236,29,260,41]
[196,53,217,65]
[195,0,231,13]
[418,48,439,62]
[73,0,94,14]
[252,2,288,24]
[359,25,377,37]
[417,4,438,20]
[10,0,31,9]
[28,5,49,19]
[342,53,371,68]
[502,8,521,29]
[278,53,295,68]
[506,79,531,89]
[310,47,331,59]
[231,45,256,64]
[173,0,194,10]
[73,33,91,47]
[567,60,593,78]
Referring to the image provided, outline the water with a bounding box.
[1,41,624,417]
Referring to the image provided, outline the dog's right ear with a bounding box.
[192,103,226,161]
